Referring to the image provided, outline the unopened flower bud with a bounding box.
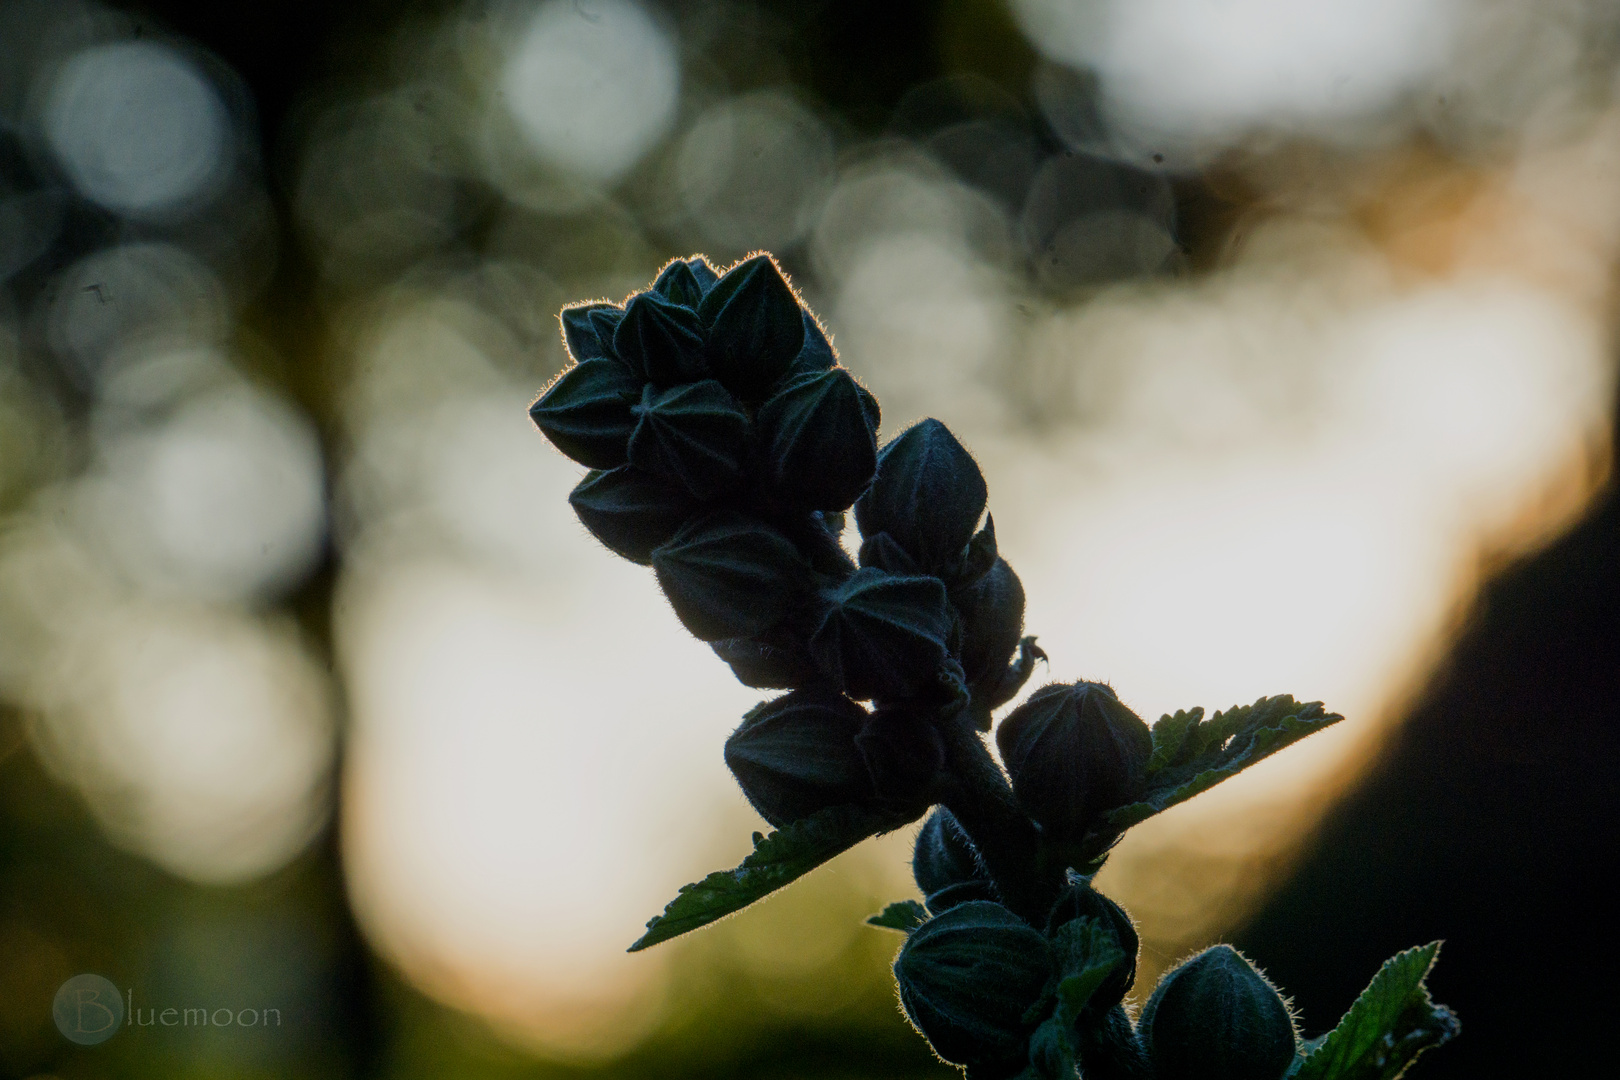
[1045,877,1139,1012]
[651,510,809,641]
[856,705,945,814]
[697,254,805,401]
[614,291,709,386]
[710,623,821,690]
[951,555,1026,697]
[788,311,837,377]
[723,688,874,828]
[809,568,953,701]
[528,358,642,469]
[894,901,1052,1073]
[627,380,748,500]
[854,419,988,572]
[1138,945,1298,1080]
[995,682,1152,842]
[913,807,992,901]
[652,256,717,308]
[754,368,880,512]
[568,466,699,565]
[560,302,623,363]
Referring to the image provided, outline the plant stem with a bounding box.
[936,709,1062,926]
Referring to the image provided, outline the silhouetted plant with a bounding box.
[530,253,1458,1079]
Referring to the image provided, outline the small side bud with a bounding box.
[913,807,991,900]
[856,705,945,814]
[697,254,805,401]
[995,682,1152,842]
[1138,945,1298,1080]
[754,368,880,512]
[614,291,709,386]
[723,688,874,828]
[710,622,822,690]
[1045,876,1140,1013]
[950,555,1026,700]
[894,901,1052,1073]
[568,466,698,565]
[560,302,623,363]
[627,380,748,500]
[651,510,809,641]
[809,568,953,701]
[528,358,642,469]
[652,258,713,309]
[854,419,988,572]
[788,310,837,376]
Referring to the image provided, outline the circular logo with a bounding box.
[53,974,124,1045]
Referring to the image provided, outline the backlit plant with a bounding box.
[529,253,1458,1080]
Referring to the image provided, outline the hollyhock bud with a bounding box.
[913,808,995,913]
[560,302,623,363]
[754,368,880,512]
[723,688,874,828]
[627,380,748,500]
[894,901,1052,1073]
[996,682,1152,842]
[1045,877,1140,1013]
[788,311,837,377]
[568,466,698,565]
[950,554,1025,698]
[528,357,642,469]
[1138,945,1298,1080]
[614,291,709,386]
[651,510,809,641]
[854,419,987,572]
[809,568,953,701]
[652,256,718,308]
[697,254,805,401]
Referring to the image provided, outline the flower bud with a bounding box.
[856,705,945,814]
[568,466,699,565]
[560,302,623,363]
[627,380,748,500]
[1138,945,1298,1080]
[528,357,642,469]
[652,257,717,309]
[951,556,1026,697]
[894,901,1052,1072]
[697,254,805,401]
[754,368,880,512]
[1045,878,1139,1012]
[854,419,988,572]
[913,807,990,899]
[710,623,821,690]
[995,682,1152,842]
[614,291,709,386]
[651,510,809,641]
[809,568,953,701]
[856,531,920,575]
[723,688,874,828]
[788,311,837,377]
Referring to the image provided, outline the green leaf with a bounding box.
[1107,696,1342,829]
[1047,917,1126,1027]
[1291,942,1459,1080]
[628,803,897,951]
[866,899,929,933]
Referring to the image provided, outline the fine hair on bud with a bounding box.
[1138,945,1298,1080]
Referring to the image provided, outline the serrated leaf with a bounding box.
[629,803,898,951]
[1291,942,1458,1080]
[866,899,929,932]
[1108,696,1342,829]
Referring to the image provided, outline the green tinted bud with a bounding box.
[568,466,698,565]
[952,556,1026,697]
[854,419,988,572]
[627,380,748,500]
[913,807,990,898]
[894,901,1052,1072]
[652,257,716,309]
[856,705,945,814]
[710,622,821,689]
[528,358,642,469]
[809,568,953,701]
[996,682,1152,841]
[651,510,809,641]
[1045,878,1139,1013]
[723,688,874,828]
[755,368,880,512]
[615,291,709,386]
[788,311,837,377]
[560,302,623,362]
[697,254,805,401]
[1139,946,1297,1080]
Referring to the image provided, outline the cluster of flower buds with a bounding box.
[530,255,1034,827]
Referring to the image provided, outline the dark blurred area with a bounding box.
[1,0,1616,1078]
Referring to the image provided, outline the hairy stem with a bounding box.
[936,710,1062,926]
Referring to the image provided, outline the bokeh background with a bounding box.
[1,0,1616,1077]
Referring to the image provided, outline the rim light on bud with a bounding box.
[528,357,642,469]
[723,688,873,828]
[697,254,806,401]
[854,419,988,572]
[568,466,698,565]
[1139,945,1298,1080]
